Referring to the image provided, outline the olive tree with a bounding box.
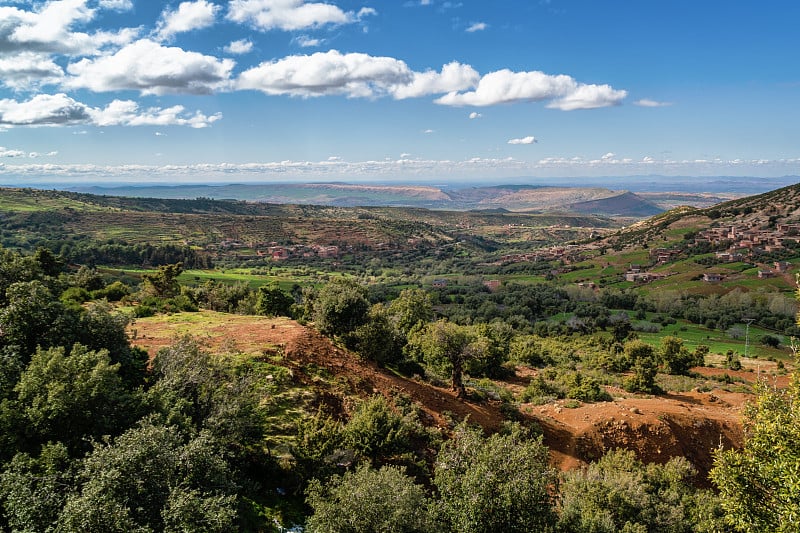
[432,423,557,532]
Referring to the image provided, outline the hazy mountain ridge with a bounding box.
[59,182,706,215]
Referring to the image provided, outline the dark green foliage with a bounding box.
[147,338,267,462]
[710,371,800,532]
[343,395,410,460]
[313,279,370,337]
[9,344,139,455]
[623,356,659,394]
[346,305,405,366]
[33,247,65,277]
[142,263,184,298]
[187,280,254,313]
[60,286,91,305]
[509,335,551,367]
[760,334,781,348]
[432,423,557,533]
[464,321,513,379]
[520,374,564,404]
[559,371,612,403]
[0,442,75,533]
[622,340,659,394]
[660,336,702,376]
[292,409,346,485]
[256,285,294,317]
[57,421,237,533]
[386,288,434,336]
[90,280,131,301]
[306,464,431,533]
[406,320,474,398]
[77,302,148,386]
[0,280,76,358]
[558,449,723,533]
[610,312,633,343]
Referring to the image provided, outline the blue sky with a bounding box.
[0,0,799,185]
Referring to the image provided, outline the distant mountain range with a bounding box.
[60,182,752,217]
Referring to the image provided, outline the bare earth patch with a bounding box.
[130,311,754,481]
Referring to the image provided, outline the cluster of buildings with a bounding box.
[498,244,590,265]
[622,221,798,284]
[695,223,800,256]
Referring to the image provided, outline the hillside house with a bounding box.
[758,269,776,279]
[775,261,791,272]
[432,279,448,288]
[703,273,724,282]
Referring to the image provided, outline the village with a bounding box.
[624,222,799,284]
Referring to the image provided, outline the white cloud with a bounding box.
[0,93,91,125]
[0,93,221,128]
[4,156,800,184]
[634,98,672,107]
[65,39,234,95]
[392,61,479,99]
[423,129,434,134]
[507,135,537,145]
[547,83,627,110]
[0,51,64,90]
[294,35,322,47]
[88,100,222,128]
[0,147,26,157]
[466,22,487,32]
[435,69,626,110]
[227,0,375,31]
[98,0,133,11]
[0,0,138,56]
[468,111,481,119]
[601,152,615,160]
[154,0,219,41]
[224,39,254,54]
[237,49,412,98]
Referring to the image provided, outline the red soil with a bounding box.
[131,315,755,481]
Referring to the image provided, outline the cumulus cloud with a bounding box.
[0,0,137,56]
[227,0,376,31]
[547,83,626,110]
[65,39,235,95]
[634,98,672,107]
[0,93,91,125]
[0,147,26,158]
[392,61,479,99]
[88,99,222,128]
[507,136,537,145]
[224,39,253,54]
[0,93,221,128]
[468,111,481,119]
[435,69,626,110]
[237,49,412,98]
[154,0,219,41]
[466,22,487,32]
[0,51,63,89]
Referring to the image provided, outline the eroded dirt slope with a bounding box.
[131,313,751,479]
